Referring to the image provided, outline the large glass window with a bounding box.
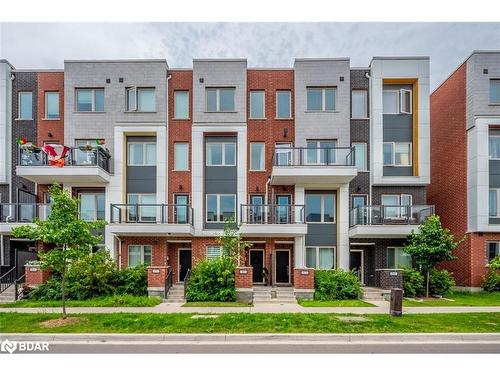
[206,194,236,222]
[307,87,336,111]
[174,194,189,224]
[126,87,155,112]
[174,91,189,119]
[352,142,367,171]
[490,79,500,104]
[382,194,412,218]
[206,88,235,112]
[206,142,236,166]
[76,88,104,112]
[487,242,500,262]
[274,143,292,166]
[387,247,411,269]
[250,91,265,119]
[306,247,335,269]
[489,136,500,159]
[306,140,337,165]
[276,91,291,119]
[79,192,105,221]
[128,142,156,166]
[352,90,367,119]
[128,245,152,267]
[18,92,33,119]
[128,194,156,222]
[383,142,412,166]
[174,143,189,171]
[490,189,500,217]
[45,92,59,119]
[383,89,412,114]
[305,193,335,223]
[250,142,265,171]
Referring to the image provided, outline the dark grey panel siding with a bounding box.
[382,115,413,142]
[371,186,427,205]
[383,166,414,176]
[489,218,500,225]
[489,160,500,188]
[0,185,9,203]
[305,224,337,247]
[126,166,156,193]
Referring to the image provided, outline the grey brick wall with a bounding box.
[0,184,8,203]
[371,185,427,205]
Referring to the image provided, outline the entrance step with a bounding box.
[164,284,186,304]
[361,287,390,301]
[0,284,18,303]
[252,287,297,304]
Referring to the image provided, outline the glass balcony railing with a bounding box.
[350,205,435,227]
[272,147,355,167]
[0,203,51,223]
[240,204,305,224]
[110,204,194,225]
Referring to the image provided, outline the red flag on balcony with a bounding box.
[42,144,69,167]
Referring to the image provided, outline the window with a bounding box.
[128,245,152,267]
[305,193,335,223]
[79,192,105,221]
[306,140,337,165]
[382,194,412,218]
[274,143,292,166]
[489,135,500,159]
[387,247,412,269]
[207,245,223,260]
[126,87,155,112]
[206,194,236,222]
[352,90,367,118]
[307,87,336,111]
[490,189,500,217]
[306,247,335,269]
[206,142,236,166]
[18,92,33,119]
[127,194,156,222]
[76,88,104,112]
[487,242,500,262]
[352,142,367,171]
[128,142,156,166]
[206,88,235,112]
[250,91,265,118]
[276,90,291,118]
[383,89,412,114]
[352,195,367,209]
[490,79,500,104]
[174,194,189,224]
[174,143,189,171]
[383,142,412,166]
[45,92,59,119]
[174,91,189,119]
[250,142,265,171]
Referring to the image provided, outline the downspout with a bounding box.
[166,72,172,206]
[115,235,122,270]
[365,71,373,207]
[1,234,4,266]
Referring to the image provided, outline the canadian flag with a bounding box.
[42,144,69,167]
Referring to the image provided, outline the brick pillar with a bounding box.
[24,265,51,287]
[235,267,253,304]
[376,269,403,289]
[293,268,314,300]
[147,266,169,298]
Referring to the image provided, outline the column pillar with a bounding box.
[338,183,350,270]
[294,235,305,268]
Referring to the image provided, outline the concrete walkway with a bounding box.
[1,300,500,314]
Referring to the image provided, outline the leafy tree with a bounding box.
[13,184,105,318]
[217,218,252,266]
[404,215,463,297]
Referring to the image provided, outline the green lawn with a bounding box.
[0,295,162,308]
[403,292,500,307]
[182,301,252,307]
[298,299,374,307]
[0,312,498,333]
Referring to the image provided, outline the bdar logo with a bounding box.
[1,339,17,354]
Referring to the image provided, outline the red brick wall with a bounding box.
[293,268,314,289]
[37,72,64,146]
[469,233,500,286]
[147,266,169,288]
[235,267,253,288]
[24,265,51,286]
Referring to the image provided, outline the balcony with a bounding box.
[239,204,307,236]
[271,147,358,185]
[108,204,194,236]
[349,205,435,238]
[16,146,111,184]
[0,203,50,234]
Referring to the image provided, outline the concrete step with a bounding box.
[164,299,186,303]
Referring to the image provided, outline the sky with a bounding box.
[1,22,499,89]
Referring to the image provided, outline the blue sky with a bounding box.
[1,22,499,89]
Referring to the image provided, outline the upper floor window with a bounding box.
[489,135,500,159]
[276,90,291,119]
[79,192,105,221]
[489,189,500,218]
[174,143,189,171]
[250,90,265,119]
[383,142,412,167]
[127,193,156,222]
[307,87,336,111]
[18,92,33,120]
[383,89,412,114]
[306,140,337,165]
[128,245,152,267]
[305,193,335,223]
[274,142,292,166]
[174,91,189,119]
[206,88,235,112]
[382,194,412,218]
[250,142,265,171]
[207,245,223,260]
[487,242,500,262]
[206,142,236,166]
[352,142,367,171]
[490,79,500,104]
[126,87,155,112]
[352,90,368,119]
[206,194,236,222]
[45,92,59,119]
[76,88,104,112]
[128,142,156,166]
[306,247,335,269]
[387,247,411,269]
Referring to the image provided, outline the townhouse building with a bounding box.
[430,50,500,289]
[0,56,433,299]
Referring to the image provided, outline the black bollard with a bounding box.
[390,288,403,316]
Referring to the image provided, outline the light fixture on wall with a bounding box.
[256,186,260,192]
[179,184,183,191]
[283,128,288,138]
[47,132,53,138]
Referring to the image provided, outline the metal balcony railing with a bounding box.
[349,205,435,227]
[0,203,51,223]
[272,146,355,167]
[110,204,194,225]
[19,146,111,172]
[240,204,305,224]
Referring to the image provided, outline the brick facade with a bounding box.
[293,268,314,289]
[235,267,253,289]
[147,265,169,288]
[37,72,64,146]
[24,264,51,286]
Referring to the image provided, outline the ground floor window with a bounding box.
[305,247,335,269]
[128,245,152,267]
[487,242,500,262]
[387,247,411,268]
[207,245,223,260]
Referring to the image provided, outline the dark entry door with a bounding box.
[275,250,289,283]
[349,251,363,283]
[250,250,264,283]
[179,249,192,281]
[15,245,37,279]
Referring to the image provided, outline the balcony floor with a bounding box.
[107,223,194,236]
[271,165,358,185]
[240,223,308,237]
[16,166,111,184]
[348,224,421,238]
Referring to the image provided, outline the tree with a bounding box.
[12,184,105,318]
[404,215,463,297]
[217,218,252,267]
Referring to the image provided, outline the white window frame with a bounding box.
[250,142,265,171]
[78,192,104,221]
[274,142,292,166]
[306,87,336,112]
[383,89,413,115]
[351,90,368,119]
[387,247,411,269]
[490,79,500,105]
[489,188,500,218]
[127,193,157,222]
[18,91,33,120]
[383,142,412,167]
[205,142,236,166]
[486,241,500,263]
[306,140,337,165]
[276,90,292,119]
[128,245,152,267]
[126,87,156,112]
[206,194,236,223]
[250,90,265,119]
[127,142,156,166]
[383,90,400,114]
[174,142,189,171]
[44,91,60,120]
[305,246,336,270]
[75,88,104,112]
[381,194,412,219]
[352,142,367,171]
[305,193,336,224]
[205,87,236,112]
[489,135,500,160]
[207,245,223,260]
[174,90,189,119]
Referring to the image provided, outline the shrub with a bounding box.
[429,269,455,296]
[314,269,361,300]
[482,256,500,292]
[114,264,148,296]
[185,257,236,302]
[402,267,425,297]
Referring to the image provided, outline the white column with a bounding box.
[294,185,305,223]
[337,183,350,270]
[294,235,306,268]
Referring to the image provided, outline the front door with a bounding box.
[275,195,291,224]
[174,194,189,224]
[179,249,192,281]
[275,250,290,284]
[250,250,264,283]
[349,250,363,284]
